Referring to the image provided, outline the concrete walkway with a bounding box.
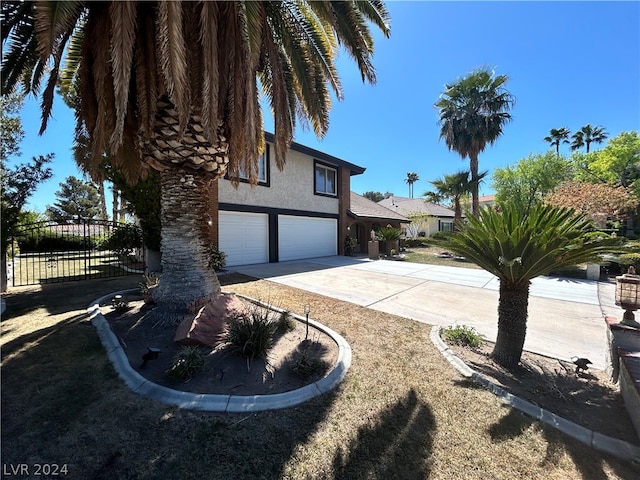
[232,255,618,370]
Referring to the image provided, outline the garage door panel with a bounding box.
[278,216,337,261]
[219,212,268,266]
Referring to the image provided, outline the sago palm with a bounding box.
[1,1,390,320]
[435,68,515,216]
[440,202,621,369]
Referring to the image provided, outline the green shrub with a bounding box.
[166,346,206,382]
[289,341,328,380]
[403,237,428,248]
[17,231,95,252]
[102,224,142,258]
[442,325,483,348]
[619,253,640,271]
[429,231,452,241]
[222,308,277,359]
[277,311,297,332]
[139,272,161,294]
[583,231,611,242]
[208,244,227,271]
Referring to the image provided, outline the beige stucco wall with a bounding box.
[218,147,339,214]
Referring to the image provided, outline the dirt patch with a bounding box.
[445,338,640,446]
[103,293,339,396]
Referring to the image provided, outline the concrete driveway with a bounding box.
[231,256,619,370]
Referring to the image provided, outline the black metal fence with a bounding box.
[7,220,145,287]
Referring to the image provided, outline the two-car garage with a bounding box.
[219,211,337,267]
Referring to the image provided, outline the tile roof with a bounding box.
[349,192,410,222]
[377,196,455,218]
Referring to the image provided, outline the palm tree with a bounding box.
[543,127,570,156]
[405,172,419,198]
[570,124,608,153]
[422,191,445,205]
[426,170,487,230]
[435,68,515,216]
[2,1,390,320]
[439,202,620,369]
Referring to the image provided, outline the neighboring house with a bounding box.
[479,194,496,209]
[377,195,456,237]
[347,192,410,254]
[213,132,365,267]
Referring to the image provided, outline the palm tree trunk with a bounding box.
[151,169,221,318]
[112,186,119,222]
[469,152,479,215]
[491,280,530,369]
[98,180,108,220]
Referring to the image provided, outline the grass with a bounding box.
[1,275,636,479]
[8,250,135,286]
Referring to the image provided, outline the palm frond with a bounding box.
[108,1,137,152]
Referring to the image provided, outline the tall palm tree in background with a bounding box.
[439,202,620,369]
[405,172,419,198]
[570,124,608,153]
[2,1,390,321]
[426,170,487,230]
[544,127,570,156]
[435,68,515,216]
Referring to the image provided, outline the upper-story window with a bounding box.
[315,162,337,196]
[227,146,270,186]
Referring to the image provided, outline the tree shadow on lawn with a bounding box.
[332,388,436,480]
[1,275,141,319]
[489,406,639,479]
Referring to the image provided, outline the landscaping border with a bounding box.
[430,326,640,465]
[87,289,352,412]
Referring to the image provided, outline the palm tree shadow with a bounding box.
[332,388,435,479]
[488,407,639,479]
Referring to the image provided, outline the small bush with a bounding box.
[102,224,142,258]
[139,272,161,294]
[208,244,227,271]
[403,237,428,248]
[442,325,483,348]
[166,346,206,382]
[619,253,640,271]
[222,308,278,359]
[429,231,452,241]
[289,342,328,380]
[277,311,297,332]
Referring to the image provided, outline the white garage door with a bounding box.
[219,211,268,266]
[278,215,337,261]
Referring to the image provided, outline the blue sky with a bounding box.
[12,1,640,212]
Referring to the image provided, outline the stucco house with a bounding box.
[210,133,405,267]
[377,195,456,237]
[347,192,410,254]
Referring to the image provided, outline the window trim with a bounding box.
[225,145,271,187]
[439,220,454,233]
[314,160,338,197]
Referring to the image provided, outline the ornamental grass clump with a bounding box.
[166,346,206,382]
[222,308,278,360]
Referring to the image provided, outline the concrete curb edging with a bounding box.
[430,326,640,465]
[87,290,352,412]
